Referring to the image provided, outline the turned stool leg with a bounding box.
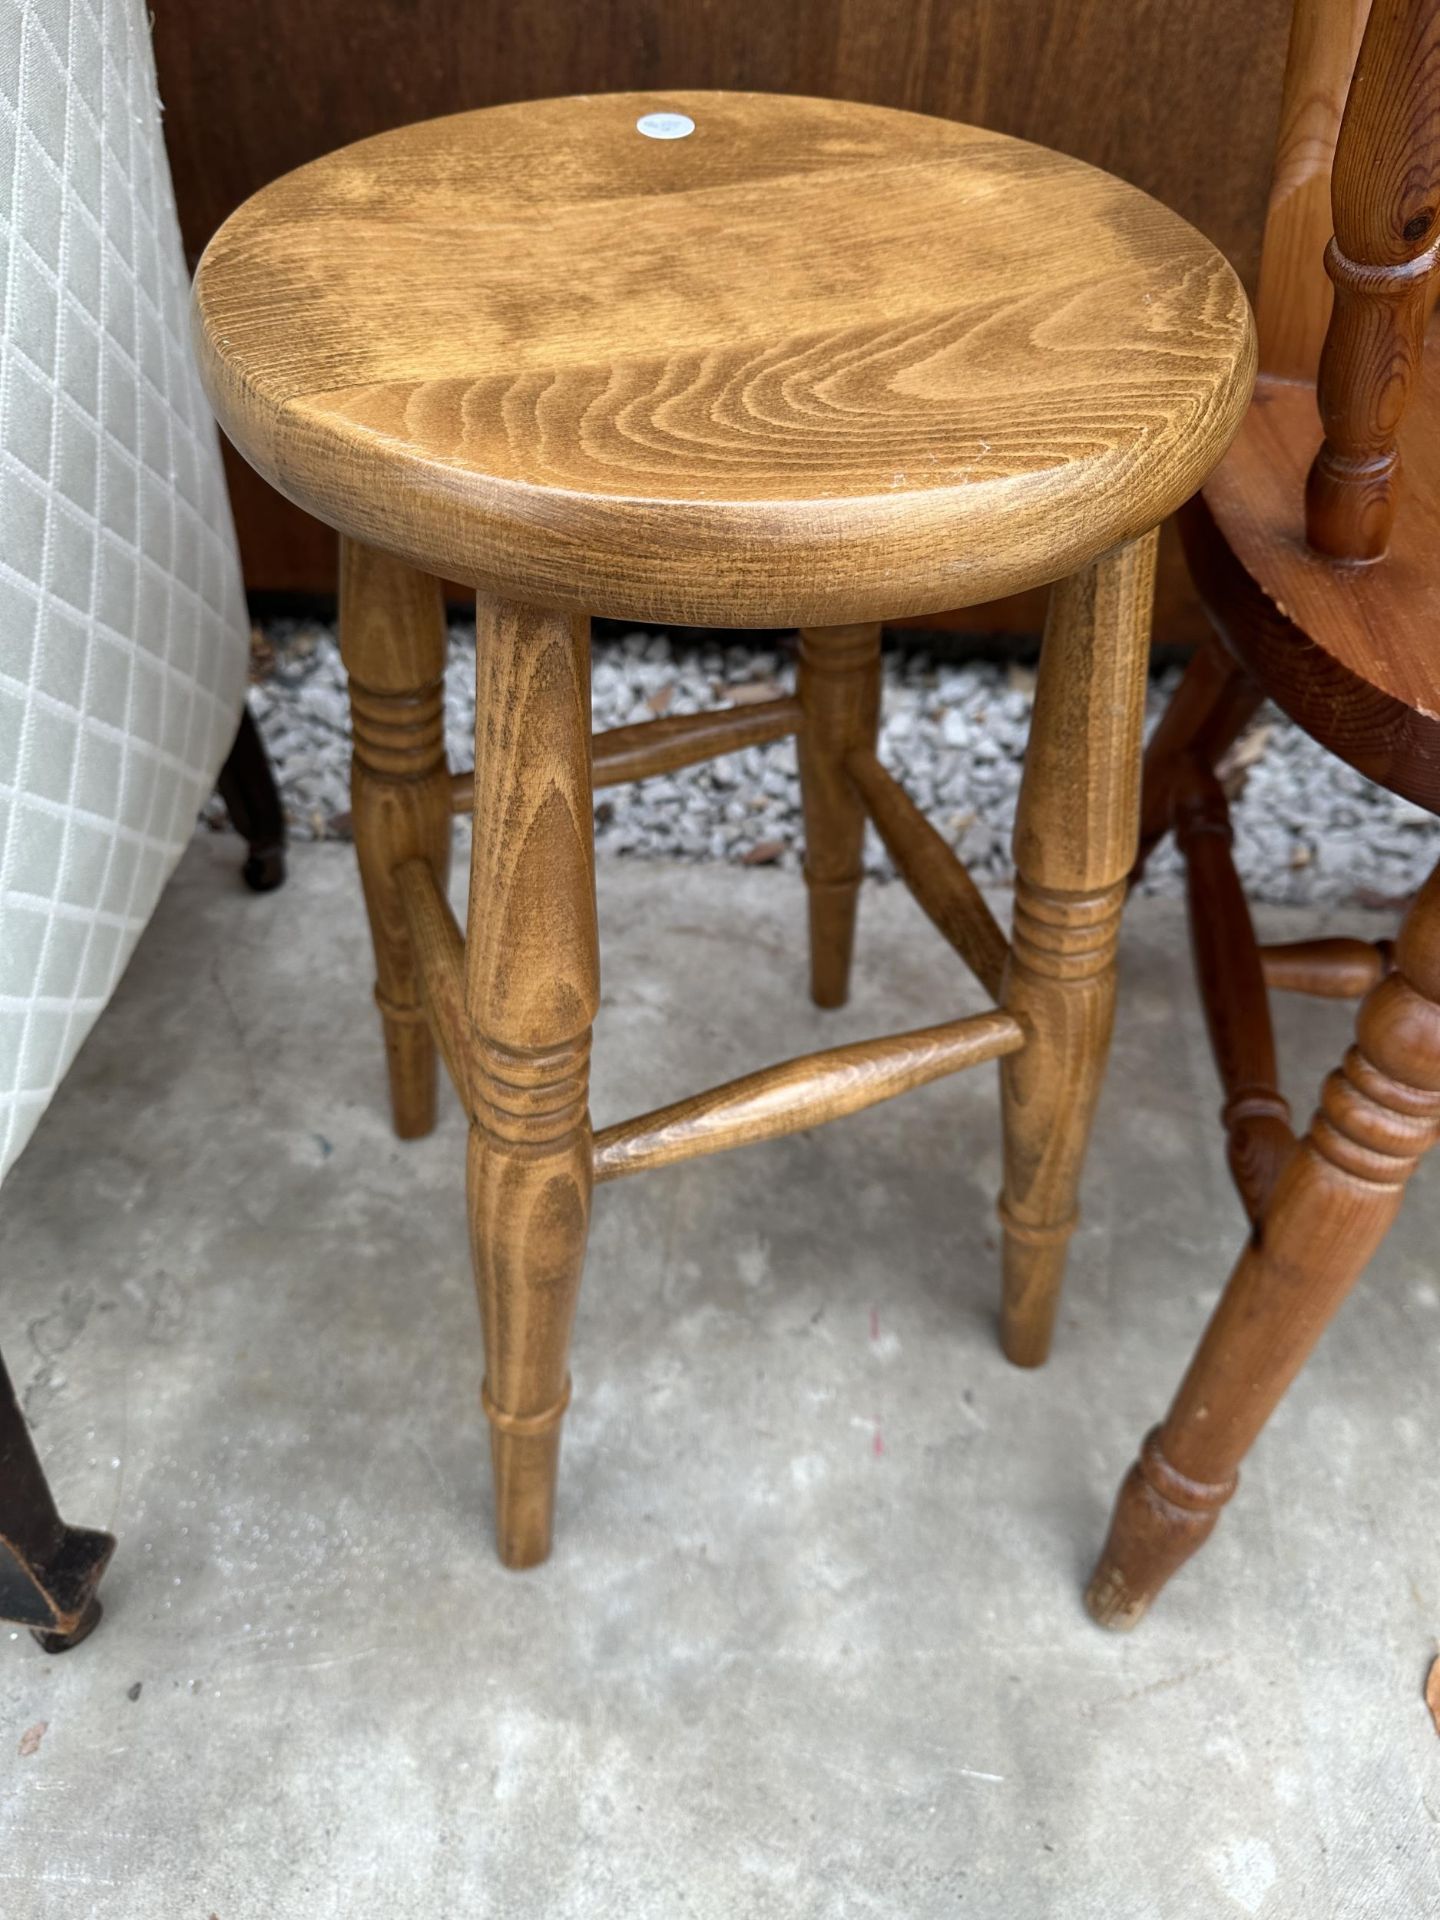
[339,539,452,1138]
[797,624,883,1008]
[466,596,599,1568]
[999,533,1157,1365]
[1087,863,1440,1627]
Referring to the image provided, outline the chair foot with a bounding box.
[240,843,286,892]
[488,1424,564,1570]
[998,1207,1075,1367]
[1084,1429,1234,1630]
[378,996,439,1140]
[32,1594,105,1655]
[216,707,288,892]
[805,876,861,1010]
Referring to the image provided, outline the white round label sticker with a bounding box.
[636,112,695,140]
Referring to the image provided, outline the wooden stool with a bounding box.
[194,94,1254,1568]
[1088,0,1440,1627]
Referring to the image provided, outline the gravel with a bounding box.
[229,619,1438,909]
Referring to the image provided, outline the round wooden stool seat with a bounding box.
[193,91,1254,629]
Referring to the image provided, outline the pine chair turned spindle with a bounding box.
[1089,0,1440,1629]
[194,95,1254,1569]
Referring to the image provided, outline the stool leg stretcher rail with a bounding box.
[393,858,1024,1184]
[449,695,804,814]
[843,745,1010,997]
[591,1009,1025,1182]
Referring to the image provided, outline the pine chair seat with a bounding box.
[1191,332,1440,810]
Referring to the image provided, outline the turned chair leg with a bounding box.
[999,533,1158,1366]
[215,706,287,892]
[1173,758,1295,1224]
[466,595,600,1568]
[1087,863,1440,1627]
[338,538,453,1140]
[1134,631,1263,878]
[796,624,883,1008]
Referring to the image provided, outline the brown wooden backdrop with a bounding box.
[154,0,1294,641]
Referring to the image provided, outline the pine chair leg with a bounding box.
[339,538,452,1140]
[1135,630,1263,877]
[466,595,600,1569]
[796,624,883,1008]
[999,533,1158,1366]
[1173,757,1294,1223]
[1088,864,1440,1627]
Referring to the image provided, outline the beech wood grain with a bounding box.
[465,596,599,1570]
[845,747,1009,999]
[999,533,1158,1366]
[338,539,453,1138]
[194,92,1254,629]
[157,0,1295,641]
[394,857,470,1109]
[592,1011,1024,1184]
[449,697,804,814]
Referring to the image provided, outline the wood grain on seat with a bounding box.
[193,91,1254,629]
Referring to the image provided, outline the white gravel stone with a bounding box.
[226,620,1438,908]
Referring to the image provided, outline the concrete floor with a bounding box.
[2,837,1438,1918]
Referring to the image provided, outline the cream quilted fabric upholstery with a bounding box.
[0,0,249,1182]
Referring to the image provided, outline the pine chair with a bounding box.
[194,93,1253,1569]
[1088,0,1440,1628]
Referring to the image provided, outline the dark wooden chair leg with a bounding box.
[0,1349,115,1653]
[1173,757,1296,1223]
[1134,628,1264,879]
[1087,862,1440,1628]
[216,706,287,892]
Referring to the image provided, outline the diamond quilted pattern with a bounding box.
[0,0,249,1182]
